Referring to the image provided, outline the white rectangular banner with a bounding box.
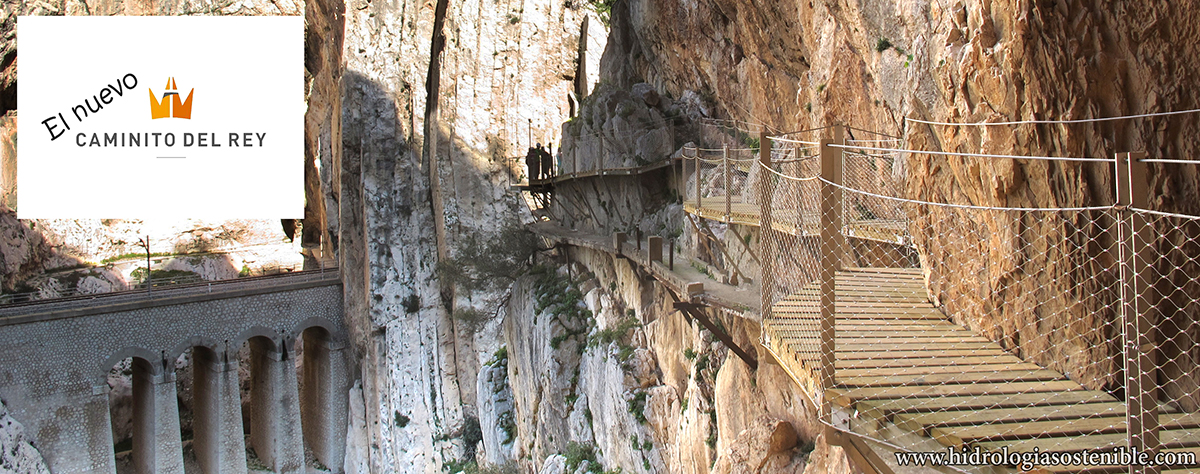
[17,16,304,219]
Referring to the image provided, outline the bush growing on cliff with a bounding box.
[875,37,893,52]
[564,442,603,473]
[626,390,648,424]
[587,0,616,27]
[437,222,541,294]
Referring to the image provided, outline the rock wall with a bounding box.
[0,399,49,474]
[595,0,1200,396]
[336,0,608,472]
[483,248,821,474]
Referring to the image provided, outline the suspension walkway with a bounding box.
[522,119,1200,473]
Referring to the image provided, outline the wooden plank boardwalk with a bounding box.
[684,196,909,244]
[763,268,1200,473]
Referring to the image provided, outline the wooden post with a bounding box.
[757,130,774,322]
[599,135,606,175]
[1117,151,1160,474]
[649,236,663,262]
[819,125,845,416]
[613,232,626,255]
[724,145,732,221]
[669,238,675,270]
[695,152,702,214]
[636,229,643,251]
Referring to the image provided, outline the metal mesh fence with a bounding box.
[745,128,1200,472]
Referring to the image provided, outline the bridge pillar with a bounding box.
[248,338,306,473]
[192,347,248,474]
[131,357,184,474]
[301,330,349,470]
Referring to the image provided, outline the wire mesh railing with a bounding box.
[729,127,1200,472]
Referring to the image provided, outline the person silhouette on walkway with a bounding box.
[540,143,553,179]
[526,144,542,181]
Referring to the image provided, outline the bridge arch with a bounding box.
[231,326,282,353]
[167,335,224,364]
[286,316,343,345]
[96,347,162,387]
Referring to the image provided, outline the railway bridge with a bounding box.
[0,269,348,474]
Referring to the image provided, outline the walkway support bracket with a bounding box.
[670,296,758,370]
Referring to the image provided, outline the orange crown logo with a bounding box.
[149,77,193,119]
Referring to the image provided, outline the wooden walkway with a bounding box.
[683,196,908,245]
[521,158,676,188]
[763,268,1200,473]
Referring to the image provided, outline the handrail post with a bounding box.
[819,125,845,421]
[695,150,702,213]
[757,130,774,322]
[599,135,606,175]
[669,238,675,270]
[724,145,731,221]
[1116,151,1160,474]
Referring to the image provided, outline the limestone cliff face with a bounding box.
[486,248,818,474]
[0,399,49,474]
[336,0,606,472]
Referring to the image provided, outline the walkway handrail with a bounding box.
[678,121,1200,471]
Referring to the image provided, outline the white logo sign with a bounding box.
[17,16,304,219]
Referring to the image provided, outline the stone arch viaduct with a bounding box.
[0,270,349,474]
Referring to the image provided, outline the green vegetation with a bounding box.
[532,266,593,352]
[101,251,171,264]
[437,222,541,295]
[875,37,892,52]
[462,415,483,464]
[564,442,603,473]
[130,268,201,284]
[627,391,648,424]
[239,264,251,277]
[617,344,635,362]
[589,316,640,348]
[489,346,509,367]
[454,307,491,334]
[816,83,826,94]
[394,411,411,428]
[498,411,516,444]
[690,260,715,280]
[683,347,697,360]
[706,410,719,448]
[402,294,421,313]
